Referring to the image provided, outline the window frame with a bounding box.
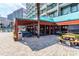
[61,6,70,15]
[70,3,78,13]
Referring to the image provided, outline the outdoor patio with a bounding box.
[19,35,59,51]
[0,32,79,56]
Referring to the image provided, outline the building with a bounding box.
[25,3,79,34]
[13,3,79,40]
[25,3,79,18]
[25,3,37,18]
[0,17,12,32]
[8,8,26,20]
[25,3,79,33]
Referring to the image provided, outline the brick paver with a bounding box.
[0,32,79,56]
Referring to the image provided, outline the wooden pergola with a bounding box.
[13,18,55,41]
[13,17,79,41]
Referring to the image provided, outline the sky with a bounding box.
[0,3,26,18]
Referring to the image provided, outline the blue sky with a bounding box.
[0,3,26,17]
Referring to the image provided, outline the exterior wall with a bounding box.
[53,11,79,22]
[7,13,14,20]
[0,17,12,32]
[25,3,79,23]
[25,3,59,18]
[8,3,79,26]
[7,8,27,20]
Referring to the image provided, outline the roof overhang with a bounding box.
[15,18,54,26]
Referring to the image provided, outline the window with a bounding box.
[47,3,57,10]
[41,8,46,14]
[53,11,57,17]
[40,3,46,8]
[61,6,70,15]
[59,3,62,5]
[70,3,78,13]
[48,11,57,17]
[31,15,35,18]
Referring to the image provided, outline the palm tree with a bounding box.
[36,3,40,38]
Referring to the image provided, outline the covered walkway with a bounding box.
[14,18,56,41]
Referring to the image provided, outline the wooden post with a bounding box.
[44,25,47,35]
[33,23,35,35]
[14,21,19,41]
[49,25,51,35]
[59,25,61,33]
[53,26,55,34]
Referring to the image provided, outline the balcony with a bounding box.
[53,11,79,22]
[39,11,79,22]
[19,11,79,23]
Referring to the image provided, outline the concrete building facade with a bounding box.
[0,17,12,32]
[8,8,26,20]
[13,3,79,40]
[25,3,79,35]
[25,3,79,19]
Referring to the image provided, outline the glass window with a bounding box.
[47,3,57,10]
[40,3,46,8]
[70,3,78,13]
[53,11,57,17]
[59,3,62,5]
[41,8,46,14]
[48,11,57,17]
[31,15,35,18]
[61,6,70,15]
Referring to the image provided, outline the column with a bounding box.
[57,3,61,16]
[14,21,18,41]
[44,25,47,35]
[49,25,51,35]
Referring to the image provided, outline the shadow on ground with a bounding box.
[19,35,59,51]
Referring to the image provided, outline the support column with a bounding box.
[33,24,36,35]
[51,26,54,34]
[49,25,51,35]
[53,26,55,34]
[14,21,18,41]
[44,25,47,35]
[57,3,61,16]
[59,25,61,34]
[37,21,40,38]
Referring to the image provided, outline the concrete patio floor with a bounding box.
[0,32,79,56]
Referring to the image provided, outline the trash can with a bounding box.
[18,31,22,39]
